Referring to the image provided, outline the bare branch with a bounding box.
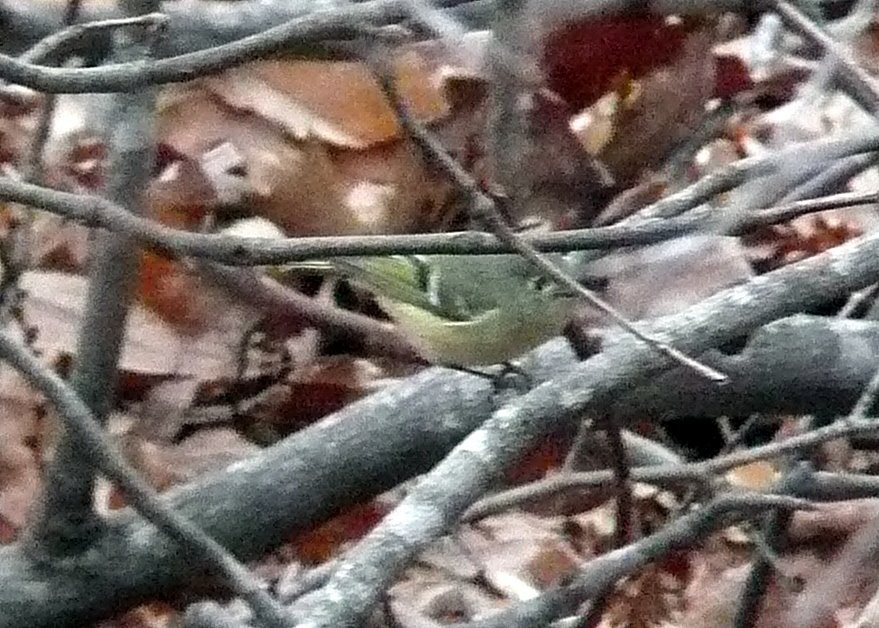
[0,4,400,93]
[201,264,420,361]
[0,333,290,628]
[0,362,501,627]
[465,414,879,521]
[0,313,877,624]
[734,465,814,628]
[0,149,875,265]
[774,0,879,114]
[0,0,782,61]
[17,12,168,66]
[26,0,162,555]
[612,316,879,421]
[16,7,292,627]
[458,494,814,628]
[288,201,879,627]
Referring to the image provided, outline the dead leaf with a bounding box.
[567,22,717,185]
[584,235,754,321]
[158,85,451,236]
[252,356,393,432]
[211,54,449,149]
[110,426,259,503]
[0,382,41,541]
[725,461,780,491]
[460,512,580,600]
[289,500,389,564]
[21,271,240,378]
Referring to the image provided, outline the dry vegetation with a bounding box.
[1,0,879,627]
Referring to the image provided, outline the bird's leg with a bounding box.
[497,361,533,391]
[430,361,533,394]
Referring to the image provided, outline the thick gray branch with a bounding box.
[291,224,879,627]
[26,2,159,555]
[0,312,876,624]
[614,315,879,420]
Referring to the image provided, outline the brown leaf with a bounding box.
[567,23,717,185]
[543,14,702,111]
[460,512,580,600]
[251,356,394,432]
[158,85,450,236]
[602,565,684,628]
[725,461,780,491]
[22,271,240,378]
[111,426,259,503]
[211,53,449,149]
[0,369,47,542]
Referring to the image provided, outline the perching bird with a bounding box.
[287,254,580,367]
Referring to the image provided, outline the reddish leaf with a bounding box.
[289,500,388,564]
[543,14,699,110]
[714,52,755,99]
[257,357,394,432]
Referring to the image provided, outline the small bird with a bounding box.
[287,254,579,367]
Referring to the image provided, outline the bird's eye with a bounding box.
[529,275,552,291]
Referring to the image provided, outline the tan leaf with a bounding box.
[22,271,240,378]
[460,513,580,600]
[725,460,780,491]
[158,86,449,235]
[211,53,449,149]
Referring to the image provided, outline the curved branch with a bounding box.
[0,333,290,628]
[0,310,877,625]
[0,146,875,265]
[289,220,879,627]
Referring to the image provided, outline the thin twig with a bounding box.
[5,0,97,318]
[200,263,420,361]
[485,0,533,212]
[846,361,879,421]
[27,1,163,555]
[0,175,875,265]
[4,189,879,625]
[578,415,634,628]
[774,0,879,115]
[839,283,879,318]
[778,152,876,204]
[0,4,395,93]
[0,333,290,628]
[733,463,814,628]
[374,66,727,382]
[28,3,163,554]
[463,415,879,521]
[278,559,339,603]
[455,494,814,628]
[0,0,787,94]
[18,12,168,66]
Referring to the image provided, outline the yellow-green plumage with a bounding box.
[285,254,576,366]
[377,292,573,366]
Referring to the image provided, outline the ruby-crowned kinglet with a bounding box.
[287,255,578,367]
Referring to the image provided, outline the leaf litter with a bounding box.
[3,3,879,627]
